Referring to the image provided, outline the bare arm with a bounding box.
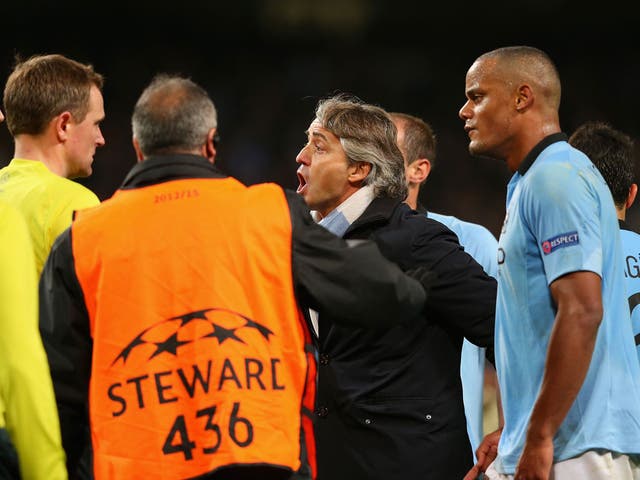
[515,270,602,479]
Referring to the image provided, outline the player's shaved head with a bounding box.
[477,46,561,111]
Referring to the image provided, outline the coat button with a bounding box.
[319,354,330,365]
[316,406,329,418]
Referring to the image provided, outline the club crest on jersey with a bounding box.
[541,231,579,255]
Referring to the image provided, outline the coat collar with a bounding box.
[121,154,227,189]
[345,196,405,237]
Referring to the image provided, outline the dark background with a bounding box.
[1,0,638,237]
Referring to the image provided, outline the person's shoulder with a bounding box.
[524,150,584,198]
[249,181,285,195]
[429,211,491,236]
[246,182,293,208]
[0,160,46,192]
[40,178,99,225]
[429,211,497,252]
[246,185,307,225]
[620,224,640,240]
[526,147,606,207]
[427,211,455,225]
[0,199,25,225]
[394,204,460,244]
[531,142,592,176]
[457,218,496,242]
[56,178,99,204]
[400,203,445,227]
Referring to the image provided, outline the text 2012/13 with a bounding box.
[155,189,200,203]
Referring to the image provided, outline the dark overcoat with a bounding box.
[314,197,497,480]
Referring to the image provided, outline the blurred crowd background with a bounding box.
[1,0,638,237]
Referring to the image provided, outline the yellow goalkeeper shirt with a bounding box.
[0,200,67,479]
[0,158,99,276]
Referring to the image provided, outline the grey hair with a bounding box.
[315,95,407,199]
[132,74,217,156]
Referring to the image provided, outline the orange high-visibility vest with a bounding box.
[71,177,317,479]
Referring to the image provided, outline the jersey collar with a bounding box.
[517,132,568,176]
[121,154,226,189]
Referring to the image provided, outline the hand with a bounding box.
[514,434,553,480]
[463,427,502,480]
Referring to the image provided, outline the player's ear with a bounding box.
[515,84,533,112]
[626,183,638,210]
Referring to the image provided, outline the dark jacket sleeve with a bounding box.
[39,227,92,475]
[285,190,427,329]
[420,218,496,361]
[374,212,496,362]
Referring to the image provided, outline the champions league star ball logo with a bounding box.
[106,308,286,454]
[112,308,274,366]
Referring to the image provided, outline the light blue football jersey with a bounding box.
[494,135,640,474]
[620,221,640,362]
[427,212,498,457]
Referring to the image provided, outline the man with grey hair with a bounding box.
[38,76,432,479]
[295,94,497,479]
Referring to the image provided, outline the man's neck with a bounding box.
[312,185,375,237]
[617,206,625,221]
[14,139,67,177]
[405,185,419,210]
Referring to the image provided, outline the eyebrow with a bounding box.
[465,85,482,96]
[308,130,328,142]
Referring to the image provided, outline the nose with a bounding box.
[0,109,4,123]
[296,144,310,166]
[459,100,471,120]
[96,127,106,147]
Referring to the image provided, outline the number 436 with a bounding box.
[163,402,254,460]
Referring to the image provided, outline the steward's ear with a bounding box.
[204,128,217,164]
[132,137,145,163]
